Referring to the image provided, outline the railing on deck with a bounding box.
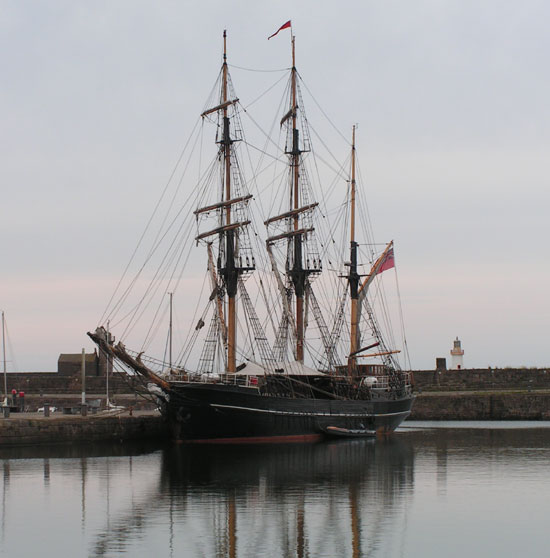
[166,369,413,398]
[168,372,260,388]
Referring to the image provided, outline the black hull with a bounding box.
[161,382,414,442]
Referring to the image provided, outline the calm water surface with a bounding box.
[1,421,549,558]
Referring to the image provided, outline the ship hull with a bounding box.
[161,382,414,443]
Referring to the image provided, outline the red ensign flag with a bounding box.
[268,20,291,40]
[377,248,395,274]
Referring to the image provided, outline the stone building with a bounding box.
[57,352,100,376]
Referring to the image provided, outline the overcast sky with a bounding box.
[2,0,549,372]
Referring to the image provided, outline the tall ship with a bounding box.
[89,27,414,442]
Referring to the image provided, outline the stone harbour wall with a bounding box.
[11,393,154,412]
[413,368,550,392]
[3,372,136,394]
[408,368,550,420]
[409,391,550,420]
[4,368,550,426]
[0,413,168,446]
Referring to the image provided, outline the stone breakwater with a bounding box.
[413,367,550,392]
[409,368,550,420]
[0,411,168,447]
[3,367,550,429]
[8,393,153,412]
[3,371,135,394]
[409,391,550,420]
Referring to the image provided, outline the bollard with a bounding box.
[44,404,50,417]
[2,406,9,418]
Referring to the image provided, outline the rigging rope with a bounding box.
[99,116,202,326]
[298,71,350,145]
[229,63,289,73]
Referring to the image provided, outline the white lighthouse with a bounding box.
[450,337,464,370]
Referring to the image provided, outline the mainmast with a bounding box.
[289,36,306,363]
[265,30,321,365]
[348,126,360,375]
[288,35,316,362]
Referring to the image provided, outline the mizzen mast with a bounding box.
[348,126,360,375]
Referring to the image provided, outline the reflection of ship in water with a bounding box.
[162,438,414,492]
[161,440,415,557]
[5,427,550,557]
[87,439,414,557]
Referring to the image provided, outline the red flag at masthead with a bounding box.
[268,20,291,40]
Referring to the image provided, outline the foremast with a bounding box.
[196,31,254,374]
[221,31,239,373]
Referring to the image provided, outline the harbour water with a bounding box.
[1,422,549,557]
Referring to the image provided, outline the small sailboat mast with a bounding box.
[169,292,173,374]
[2,311,7,406]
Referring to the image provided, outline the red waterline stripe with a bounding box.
[180,433,323,445]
